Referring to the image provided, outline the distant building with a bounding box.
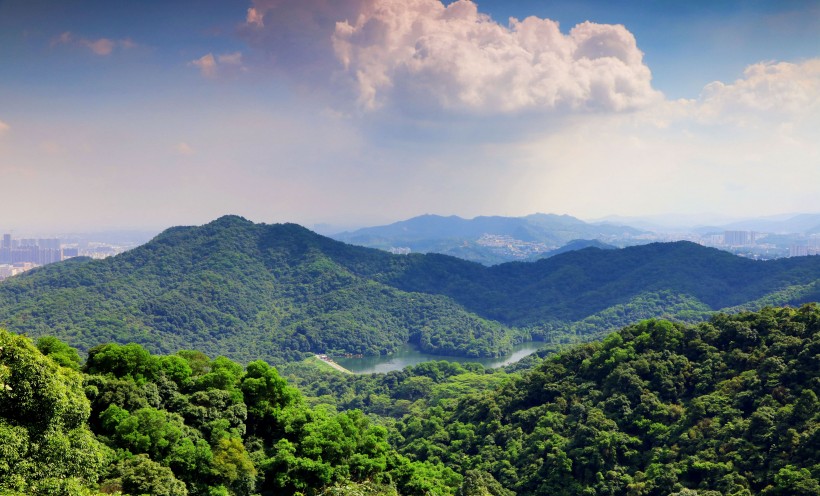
[62,247,79,258]
[0,262,37,281]
[0,233,65,266]
[789,245,820,257]
[724,230,750,246]
[0,234,10,264]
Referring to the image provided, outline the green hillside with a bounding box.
[0,216,508,363]
[382,241,820,335]
[1,216,820,364]
[394,305,820,495]
[1,305,817,495]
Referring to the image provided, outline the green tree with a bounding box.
[101,454,188,496]
[85,342,160,382]
[0,329,108,494]
[35,335,81,370]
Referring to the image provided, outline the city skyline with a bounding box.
[1,0,819,231]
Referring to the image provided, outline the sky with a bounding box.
[1,0,819,232]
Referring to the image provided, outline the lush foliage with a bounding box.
[392,305,820,495]
[2,305,818,495]
[3,330,471,495]
[0,216,509,362]
[0,329,109,495]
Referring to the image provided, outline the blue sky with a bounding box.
[1,0,819,231]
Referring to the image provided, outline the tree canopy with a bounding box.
[1,304,818,494]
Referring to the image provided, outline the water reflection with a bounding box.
[334,341,544,374]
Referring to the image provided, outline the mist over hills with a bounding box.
[714,213,820,234]
[596,212,820,234]
[334,212,820,263]
[332,213,644,265]
[1,215,820,364]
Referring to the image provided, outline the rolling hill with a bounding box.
[1,215,820,364]
[331,213,644,264]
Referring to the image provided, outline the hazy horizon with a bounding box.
[2,1,819,231]
[5,210,820,240]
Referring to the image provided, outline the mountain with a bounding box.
[1,215,820,364]
[591,212,746,231]
[527,239,616,261]
[598,213,820,235]
[0,216,510,363]
[717,213,820,234]
[331,213,644,265]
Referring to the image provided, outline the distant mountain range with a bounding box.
[596,212,820,234]
[1,215,820,364]
[332,213,643,264]
[333,212,820,264]
[702,213,820,235]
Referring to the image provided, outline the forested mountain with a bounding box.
[392,305,820,495]
[0,216,509,363]
[332,213,643,264]
[1,215,820,364]
[527,238,617,261]
[1,305,818,495]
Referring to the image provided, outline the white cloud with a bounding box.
[191,53,218,78]
[333,1,660,113]
[243,0,660,114]
[246,7,264,27]
[51,31,136,56]
[695,59,820,125]
[494,58,820,219]
[83,38,115,56]
[189,52,245,78]
[218,52,243,66]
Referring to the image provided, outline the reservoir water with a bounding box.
[334,341,545,374]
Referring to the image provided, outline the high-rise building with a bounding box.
[38,238,61,250]
[724,230,750,246]
[790,245,810,257]
[0,234,64,266]
[0,234,10,264]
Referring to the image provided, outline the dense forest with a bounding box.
[1,305,817,495]
[1,216,820,364]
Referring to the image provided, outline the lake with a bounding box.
[334,341,545,374]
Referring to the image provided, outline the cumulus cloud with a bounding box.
[696,59,820,124]
[51,32,136,56]
[243,0,660,114]
[334,0,660,113]
[189,52,245,78]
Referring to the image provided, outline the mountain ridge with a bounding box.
[2,215,820,364]
[331,213,644,264]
